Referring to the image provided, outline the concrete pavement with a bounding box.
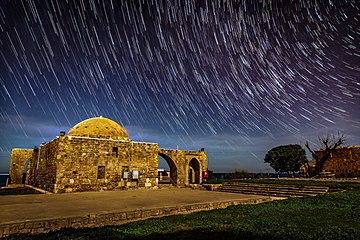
[0,188,278,237]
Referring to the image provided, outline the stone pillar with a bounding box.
[9,149,33,184]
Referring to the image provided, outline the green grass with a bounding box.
[5,182,360,240]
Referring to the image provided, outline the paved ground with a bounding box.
[0,188,267,224]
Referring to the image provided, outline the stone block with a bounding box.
[126,210,141,220]
[10,225,21,235]
[24,222,33,229]
[33,221,44,229]
[3,227,10,236]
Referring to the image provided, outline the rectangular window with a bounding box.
[122,166,129,179]
[112,147,118,157]
[97,166,105,179]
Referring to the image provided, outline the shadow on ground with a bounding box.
[0,187,42,195]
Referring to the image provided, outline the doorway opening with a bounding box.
[158,153,177,186]
[188,158,200,184]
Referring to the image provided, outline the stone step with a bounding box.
[219,188,326,195]
[218,188,322,196]
[217,189,321,198]
[221,184,328,192]
[216,183,328,198]
[223,183,328,190]
[219,186,328,194]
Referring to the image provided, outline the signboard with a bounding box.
[132,170,139,179]
[122,166,129,179]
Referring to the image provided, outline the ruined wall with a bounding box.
[9,149,33,184]
[54,136,131,193]
[158,149,207,187]
[321,146,360,177]
[27,139,59,191]
[131,142,159,187]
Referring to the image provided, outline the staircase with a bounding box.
[217,182,329,198]
[315,171,336,178]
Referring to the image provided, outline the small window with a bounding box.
[122,166,129,179]
[112,147,118,157]
[97,166,105,179]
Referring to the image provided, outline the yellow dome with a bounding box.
[68,116,129,140]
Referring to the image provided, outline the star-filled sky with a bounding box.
[0,0,359,173]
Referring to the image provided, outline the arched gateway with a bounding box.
[9,116,207,192]
[158,149,206,187]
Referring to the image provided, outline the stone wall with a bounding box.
[131,142,159,187]
[9,149,33,184]
[27,139,59,191]
[321,146,360,177]
[159,149,207,187]
[10,137,207,193]
[54,136,133,193]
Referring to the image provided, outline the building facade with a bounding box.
[319,145,360,177]
[9,117,207,193]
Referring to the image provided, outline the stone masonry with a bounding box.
[9,117,207,193]
[320,145,360,177]
[9,149,33,184]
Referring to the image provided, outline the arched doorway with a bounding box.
[188,158,200,184]
[22,159,30,184]
[158,153,178,186]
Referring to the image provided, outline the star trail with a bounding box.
[0,0,359,172]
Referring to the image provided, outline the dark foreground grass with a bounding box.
[5,187,360,240]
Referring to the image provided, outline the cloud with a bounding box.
[0,114,71,172]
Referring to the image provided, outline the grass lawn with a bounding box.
[5,181,360,240]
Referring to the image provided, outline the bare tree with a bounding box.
[305,132,345,176]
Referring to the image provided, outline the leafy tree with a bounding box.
[264,144,308,177]
[305,132,345,177]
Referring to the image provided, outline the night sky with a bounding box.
[0,0,359,173]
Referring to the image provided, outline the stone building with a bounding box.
[302,145,360,177]
[9,117,207,193]
[320,145,360,177]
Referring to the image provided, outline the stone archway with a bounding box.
[10,149,33,185]
[188,158,201,184]
[158,149,207,187]
[158,153,178,186]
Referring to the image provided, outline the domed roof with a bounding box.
[68,116,129,140]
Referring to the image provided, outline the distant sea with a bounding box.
[0,173,9,187]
